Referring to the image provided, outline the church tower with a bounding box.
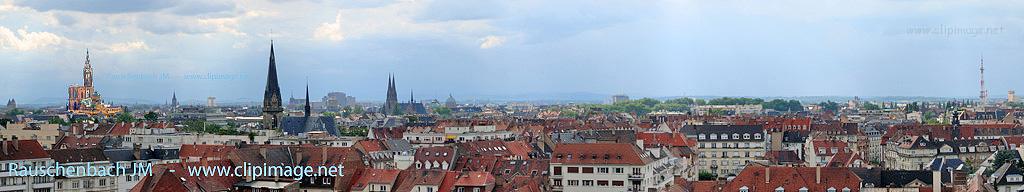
[83,49,93,87]
[383,74,399,115]
[262,42,284,130]
[171,91,179,107]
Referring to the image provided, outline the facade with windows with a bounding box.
[680,125,767,176]
[549,143,674,192]
[0,140,55,192]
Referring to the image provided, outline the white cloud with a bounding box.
[478,35,505,49]
[0,26,64,51]
[108,40,150,52]
[313,12,345,42]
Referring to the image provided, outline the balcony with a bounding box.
[628,173,643,179]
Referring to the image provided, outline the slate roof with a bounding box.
[679,125,764,141]
[281,116,338,136]
[48,148,109,163]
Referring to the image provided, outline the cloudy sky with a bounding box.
[1,0,1022,104]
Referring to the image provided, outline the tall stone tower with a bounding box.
[83,49,93,88]
[383,74,399,115]
[262,42,284,130]
[171,91,179,107]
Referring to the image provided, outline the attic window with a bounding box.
[775,187,784,192]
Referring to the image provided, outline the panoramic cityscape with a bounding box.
[2,1,1024,192]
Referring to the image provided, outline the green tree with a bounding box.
[989,150,1023,176]
[144,111,158,121]
[763,99,803,112]
[5,108,25,117]
[48,117,69,126]
[708,97,763,105]
[698,171,718,181]
[114,113,135,123]
[433,107,452,117]
[818,101,840,113]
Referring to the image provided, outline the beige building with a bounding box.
[549,143,674,192]
[681,125,767,176]
[1,123,62,149]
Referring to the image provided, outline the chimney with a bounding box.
[133,144,142,160]
[295,148,304,165]
[259,146,268,158]
[1,137,7,155]
[816,166,822,184]
[932,170,941,192]
[321,146,328,165]
[765,166,771,183]
[11,136,17,151]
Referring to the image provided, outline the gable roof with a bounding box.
[551,143,653,165]
[0,140,50,161]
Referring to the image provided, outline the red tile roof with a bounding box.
[350,169,401,191]
[722,165,861,192]
[0,140,50,161]
[551,143,652,165]
[636,132,694,148]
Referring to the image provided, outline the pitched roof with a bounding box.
[0,140,50,161]
[393,170,448,191]
[48,148,109,163]
[551,143,653,165]
[350,169,401,191]
[722,165,861,192]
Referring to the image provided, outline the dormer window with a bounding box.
[743,134,750,139]
[842,188,851,192]
[699,134,706,140]
[721,134,728,140]
[740,186,749,192]
[799,187,808,192]
[754,134,762,139]
[711,134,718,140]
[732,134,739,139]
[1008,174,1024,182]
[827,187,836,192]
[775,187,784,192]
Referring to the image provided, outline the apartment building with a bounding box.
[680,125,767,176]
[0,139,55,192]
[549,143,674,192]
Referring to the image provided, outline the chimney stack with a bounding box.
[932,170,942,192]
[11,136,17,151]
[133,144,142,160]
[816,166,822,184]
[321,146,328,165]
[259,146,268,158]
[765,166,770,183]
[1,137,7,155]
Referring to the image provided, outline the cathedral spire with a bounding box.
[304,81,311,117]
[262,41,284,130]
[83,49,93,87]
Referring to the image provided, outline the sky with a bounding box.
[1,0,1023,104]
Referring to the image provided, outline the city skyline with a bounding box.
[2,1,1024,104]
